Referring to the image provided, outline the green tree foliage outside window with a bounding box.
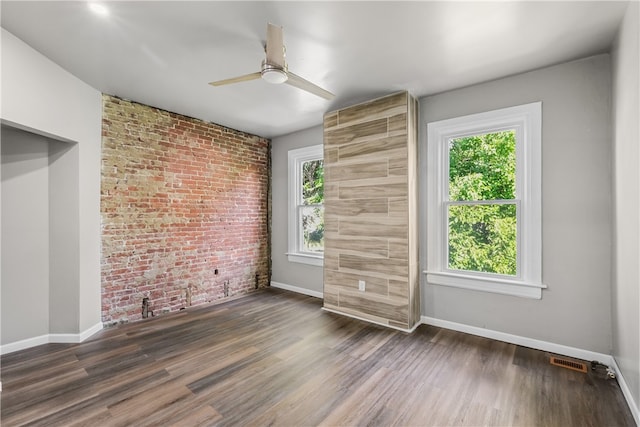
[447,131,517,275]
[301,159,324,252]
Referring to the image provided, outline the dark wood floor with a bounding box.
[0,288,634,426]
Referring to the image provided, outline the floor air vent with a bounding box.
[550,356,588,373]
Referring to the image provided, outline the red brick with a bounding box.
[100,95,270,324]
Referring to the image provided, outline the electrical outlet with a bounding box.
[358,280,365,291]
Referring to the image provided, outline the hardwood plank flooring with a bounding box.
[1,288,635,426]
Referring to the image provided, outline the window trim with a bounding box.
[425,102,544,299]
[287,144,324,267]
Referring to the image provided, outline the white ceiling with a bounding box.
[0,1,629,138]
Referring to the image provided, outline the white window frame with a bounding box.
[425,102,544,299]
[287,144,324,266]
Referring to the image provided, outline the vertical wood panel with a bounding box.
[323,92,419,330]
[407,96,420,327]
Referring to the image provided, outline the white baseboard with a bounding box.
[610,357,640,426]
[0,334,50,355]
[79,322,104,341]
[270,281,323,299]
[49,322,104,344]
[0,322,103,355]
[422,316,639,426]
[421,316,612,362]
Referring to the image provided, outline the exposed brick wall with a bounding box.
[101,95,270,325]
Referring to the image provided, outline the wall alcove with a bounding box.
[1,124,80,345]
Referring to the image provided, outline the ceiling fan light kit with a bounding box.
[209,23,334,100]
[261,63,288,84]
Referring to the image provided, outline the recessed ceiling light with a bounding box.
[88,2,109,17]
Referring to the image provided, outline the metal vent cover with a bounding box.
[550,356,588,373]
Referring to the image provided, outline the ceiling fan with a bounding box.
[209,23,335,100]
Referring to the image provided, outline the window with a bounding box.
[288,145,324,266]
[426,103,544,298]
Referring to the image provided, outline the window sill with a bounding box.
[287,253,324,267]
[424,271,545,299]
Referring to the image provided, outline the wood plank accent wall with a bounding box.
[323,91,420,330]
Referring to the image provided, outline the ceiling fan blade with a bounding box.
[266,23,285,68]
[285,71,335,100]
[209,72,261,86]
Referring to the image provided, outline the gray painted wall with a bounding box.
[48,140,80,335]
[1,28,102,344]
[271,125,324,294]
[419,54,613,354]
[1,126,51,344]
[611,1,639,411]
